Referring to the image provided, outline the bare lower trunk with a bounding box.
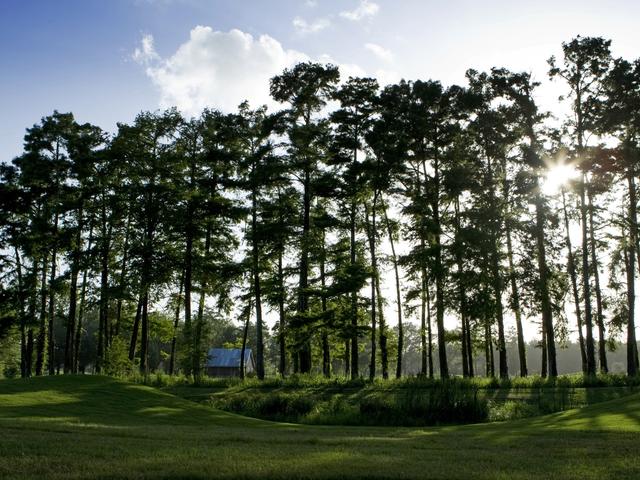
[420,266,427,376]
[383,204,403,379]
[73,225,93,374]
[535,195,557,377]
[366,201,377,380]
[128,294,143,362]
[192,223,211,380]
[426,280,434,379]
[169,274,184,375]
[139,290,149,374]
[240,301,251,380]
[626,171,639,375]
[47,213,59,375]
[349,201,359,379]
[344,339,350,377]
[506,218,527,377]
[561,188,587,373]
[579,174,596,376]
[277,249,286,377]
[35,252,48,376]
[588,188,607,373]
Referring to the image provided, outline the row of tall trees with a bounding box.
[1,36,639,379]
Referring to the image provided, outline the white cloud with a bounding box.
[318,54,367,79]
[133,27,399,116]
[375,69,401,86]
[340,0,379,21]
[136,26,308,115]
[292,16,331,35]
[132,34,160,65]
[305,0,318,6]
[365,42,393,62]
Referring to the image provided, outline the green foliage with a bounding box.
[0,328,20,379]
[103,337,135,377]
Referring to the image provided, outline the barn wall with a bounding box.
[206,367,241,377]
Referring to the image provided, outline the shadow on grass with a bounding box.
[0,375,268,428]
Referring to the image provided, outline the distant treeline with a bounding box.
[1,35,640,380]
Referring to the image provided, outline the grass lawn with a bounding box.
[0,375,639,479]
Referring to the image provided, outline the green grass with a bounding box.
[1,375,639,479]
[154,374,639,426]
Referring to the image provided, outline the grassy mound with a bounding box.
[1,375,639,479]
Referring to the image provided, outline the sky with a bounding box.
[2,0,640,163]
[2,0,640,344]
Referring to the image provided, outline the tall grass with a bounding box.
[122,372,640,426]
[125,371,640,390]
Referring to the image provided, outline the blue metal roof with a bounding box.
[206,348,252,368]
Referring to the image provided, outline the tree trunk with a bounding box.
[169,273,184,375]
[192,223,211,380]
[240,301,251,380]
[561,188,587,373]
[251,187,265,380]
[128,294,143,362]
[320,233,330,378]
[344,339,350,377]
[47,213,59,375]
[501,158,526,377]
[535,194,557,377]
[139,290,149,375]
[114,213,131,338]
[26,329,34,377]
[376,271,388,380]
[183,159,197,375]
[465,315,474,377]
[485,156,507,379]
[73,224,93,374]
[426,280,434,379]
[96,210,111,373]
[454,196,469,377]
[14,248,27,378]
[505,208,527,377]
[485,320,493,378]
[382,203,403,379]
[420,267,427,376]
[278,249,286,377]
[626,170,639,375]
[432,158,449,379]
[371,197,387,382]
[65,202,83,373]
[587,187,608,373]
[297,169,312,373]
[349,200,359,379]
[183,213,193,376]
[541,319,548,378]
[579,173,596,375]
[35,251,48,376]
[366,202,377,380]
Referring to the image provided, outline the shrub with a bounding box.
[103,338,135,377]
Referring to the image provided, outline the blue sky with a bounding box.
[2,0,640,163]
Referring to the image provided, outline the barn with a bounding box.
[205,348,255,377]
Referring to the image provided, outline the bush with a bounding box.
[488,400,540,422]
[103,338,135,377]
[2,365,19,379]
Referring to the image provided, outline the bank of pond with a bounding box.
[129,372,640,427]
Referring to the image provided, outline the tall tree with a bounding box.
[549,36,612,376]
[270,62,340,373]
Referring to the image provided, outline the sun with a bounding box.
[541,163,578,195]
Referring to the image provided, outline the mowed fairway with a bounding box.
[0,376,639,479]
